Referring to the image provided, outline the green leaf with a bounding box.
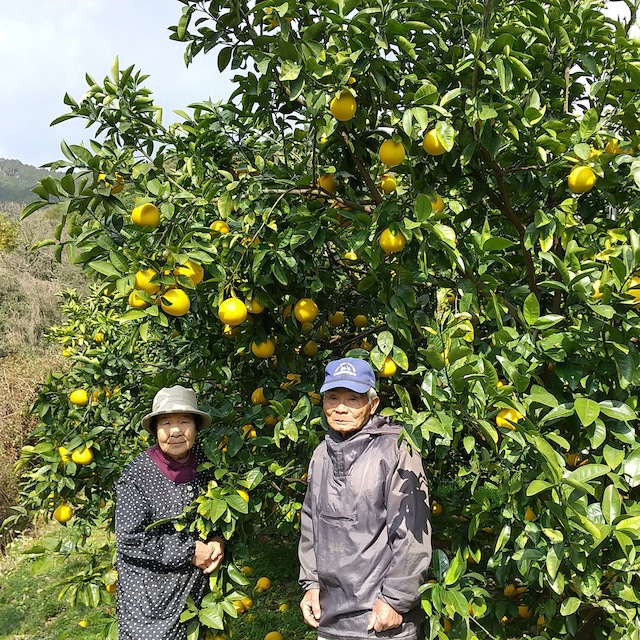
[198,603,224,630]
[602,484,621,525]
[546,542,563,580]
[279,60,302,81]
[599,400,636,422]
[443,551,465,586]
[567,464,609,484]
[88,261,121,278]
[574,398,600,427]
[560,596,582,616]
[579,108,599,141]
[527,479,552,496]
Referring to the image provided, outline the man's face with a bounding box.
[156,412,197,460]
[323,387,379,436]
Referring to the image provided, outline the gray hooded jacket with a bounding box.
[298,414,431,639]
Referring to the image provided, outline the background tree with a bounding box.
[12,0,640,638]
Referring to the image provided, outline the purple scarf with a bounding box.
[147,444,197,483]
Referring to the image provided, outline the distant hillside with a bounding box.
[0,158,53,211]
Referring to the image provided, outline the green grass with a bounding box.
[229,533,315,640]
[0,524,312,640]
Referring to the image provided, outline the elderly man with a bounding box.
[298,357,431,640]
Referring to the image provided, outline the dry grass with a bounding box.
[0,349,64,528]
[0,203,85,542]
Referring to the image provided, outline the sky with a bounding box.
[0,0,234,167]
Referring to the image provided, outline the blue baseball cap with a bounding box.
[320,357,376,394]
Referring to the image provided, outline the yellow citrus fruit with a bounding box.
[423,128,446,155]
[503,584,516,597]
[246,297,265,314]
[568,165,596,194]
[251,339,276,358]
[160,289,191,316]
[330,91,356,121]
[105,582,117,594]
[264,633,283,640]
[62,347,72,357]
[134,268,160,294]
[251,387,268,406]
[240,565,253,576]
[264,413,280,427]
[328,311,345,327]
[605,138,622,154]
[378,357,397,377]
[256,576,272,592]
[308,392,321,405]
[242,424,257,439]
[241,596,254,609]
[72,447,94,465]
[379,174,397,193]
[128,290,150,309]
[294,298,319,323]
[431,193,445,212]
[627,276,640,306]
[218,298,248,325]
[78,620,89,628]
[496,408,524,429]
[379,139,405,166]
[278,603,289,612]
[69,389,89,406]
[95,331,105,343]
[318,174,338,194]
[174,260,204,285]
[210,219,230,233]
[98,172,124,194]
[353,314,368,328]
[233,600,247,614]
[237,489,250,503]
[524,506,537,521]
[131,203,160,228]
[443,618,452,632]
[537,614,546,625]
[223,323,240,338]
[379,228,406,253]
[344,251,357,261]
[58,446,71,463]
[54,504,73,523]
[518,605,533,619]
[303,340,319,356]
[431,501,443,516]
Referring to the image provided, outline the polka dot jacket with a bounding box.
[115,445,212,640]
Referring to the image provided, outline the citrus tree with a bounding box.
[12,0,640,637]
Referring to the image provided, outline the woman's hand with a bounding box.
[192,538,224,574]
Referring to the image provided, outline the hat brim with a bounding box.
[141,409,212,433]
[320,380,372,394]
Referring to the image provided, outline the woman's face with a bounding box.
[155,412,197,461]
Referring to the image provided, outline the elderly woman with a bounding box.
[115,385,223,640]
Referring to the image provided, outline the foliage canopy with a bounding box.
[12,0,640,638]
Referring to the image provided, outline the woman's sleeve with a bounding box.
[115,472,195,570]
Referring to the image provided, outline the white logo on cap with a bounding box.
[334,362,358,376]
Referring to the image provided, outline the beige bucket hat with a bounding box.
[141,385,211,433]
